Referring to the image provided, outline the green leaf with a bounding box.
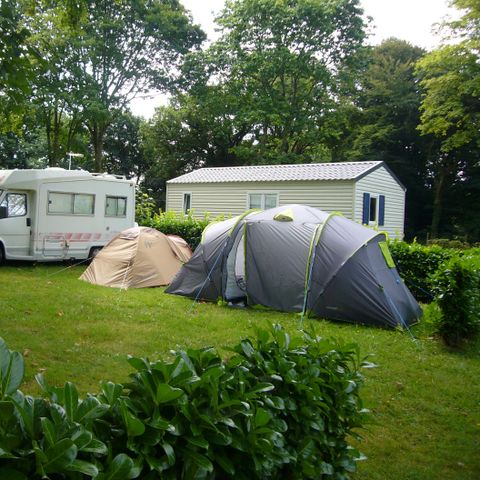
[101,453,135,480]
[66,459,99,477]
[71,428,93,450]
[320,461,334,475]
[246,382,275,396]
[186,436,209,448]
[183,449,213,472]
[1,351,24,397]
[0,448,18,459]
[40,417,57,447]
[156,383,184,404]
[162,442,175,465]
[0,339,10,374]
[127,356,150,371]
[42,438,77,473]
[120,402,145,437]
[76,396,109,422]
[240,340,255,358]
[255,408,271,428]
[81,438,108,455]
[35,373,50,395]
[216,453,235,475]
[101,381,123,405]
[64,382,78,421]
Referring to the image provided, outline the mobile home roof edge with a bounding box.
[166,161,404,189]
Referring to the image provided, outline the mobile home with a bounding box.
[0,168,135,262]
[166,161,406,239]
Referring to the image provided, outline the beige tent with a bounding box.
[80,227,191,289]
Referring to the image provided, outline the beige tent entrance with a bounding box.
[80,227,192,289]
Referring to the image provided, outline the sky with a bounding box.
[130,0,457,118]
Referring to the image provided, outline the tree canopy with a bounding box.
[1,0,479,241]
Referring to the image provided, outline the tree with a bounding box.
[26,4,86,167]
[103,112,151,180]
[154,0,367,171]
[34,0,205,171]
[210,0,368,163]
[337,38,438,238]
[416,0,480,238]
[0,0,38,127]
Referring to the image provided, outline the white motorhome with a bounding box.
[0,168,135,262]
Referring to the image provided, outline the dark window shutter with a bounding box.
[362,193,370,224]
[379,195,385,226]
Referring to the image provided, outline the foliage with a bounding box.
[336,38,438,239]
[135,192,211,249]
[22,0,205,171]
[146,0,368,179]
[103,113,150,179]
[0,126,47,169]
[431,255,480,347]
[24,3,86,167]
[0,0,37,124]
[427,238,479,250]
[415,0,480,239]
[416,0,480,153]
[210,0,367,162]
[230,326,368,479]
[0,326,367,479]
[389,241,458,302]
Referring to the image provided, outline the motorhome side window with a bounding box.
[0,193,27,217]
[48,192,94,215]
[105,196,127,217]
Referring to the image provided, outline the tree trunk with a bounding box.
[45,110,53,167]
[92,122,107,172]
[52,107,62,165]
[430,169,446,239]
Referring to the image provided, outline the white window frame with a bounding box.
[183,192,192,214]
[246,191,279,210]
[105,195,127,217]
[47,191,95,216]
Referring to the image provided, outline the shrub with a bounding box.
[0,326,368,479]
[135,192,213,250]
[431,255,480,347]
[427,238,471,250]
[389,241,457,302]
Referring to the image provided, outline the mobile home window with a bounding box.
[183,193,191,214]
[0,193,27,217]
[369,196,377,222]
[48,192,94,215]
[248,193,278,210]
[105,196,127,217]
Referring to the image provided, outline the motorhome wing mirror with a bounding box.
[0,206,7,219]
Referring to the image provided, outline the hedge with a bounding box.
[431,255,480,347]
[0,325,369,479]
[388,242,458,303]
[136,193,212,250]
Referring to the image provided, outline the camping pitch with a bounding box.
[166,205,422,328]
[80,227,191,289]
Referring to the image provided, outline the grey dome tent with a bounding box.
[166,205,422,328]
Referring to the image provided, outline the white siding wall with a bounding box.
[354,166,405,239]
[166,181,355,219]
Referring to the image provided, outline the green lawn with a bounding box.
[0,263,479,479]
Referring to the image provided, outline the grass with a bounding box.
[0,263,479,479]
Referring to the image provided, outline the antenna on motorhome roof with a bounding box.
[66,152,84,170]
